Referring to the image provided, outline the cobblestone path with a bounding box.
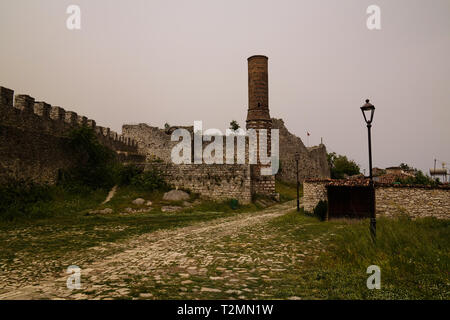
[0,200,329,300]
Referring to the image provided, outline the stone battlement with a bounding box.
[0,86,138,153]
[0,85,143,184]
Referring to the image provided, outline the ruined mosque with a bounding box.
[0,55,330,204]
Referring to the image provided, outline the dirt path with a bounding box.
[0,200,328,300]
[102,185,118,204]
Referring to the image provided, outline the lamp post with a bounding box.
[361,99,376,240]
[295,152,300,212]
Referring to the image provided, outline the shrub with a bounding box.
[130,170,168,192]
[396,170,439,186]
[59,127,116,190]
[0,179,52,221]
[116,164,143,186]
[229,120,240,131]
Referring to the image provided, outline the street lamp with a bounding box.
[295,152,300,212]
[361,99,376,240]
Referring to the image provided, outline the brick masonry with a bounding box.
[303,180,450,219]
[246,55,275,197]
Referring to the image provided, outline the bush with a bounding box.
[60,128,170,192]
[59,127,116,190]
[0,179,52,221]
[116,164,143,186]
[396,170,439,186]
[229,120,240,131]
[130,170,168,192]
[313,200,328,221]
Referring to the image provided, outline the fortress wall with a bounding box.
[272,118,330,184]
[0,85,143,184]
[144,163,252,204]
[124,119,331,188]
[0,125,75,184]
[122,124,178,162]
[123,123,247,164]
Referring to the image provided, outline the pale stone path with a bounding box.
[0,201,326,300]
[102,185,118,204]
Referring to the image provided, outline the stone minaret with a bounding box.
[246,55,276,197]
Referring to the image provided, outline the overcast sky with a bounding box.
[0,0,449,174]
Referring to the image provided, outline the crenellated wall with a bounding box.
[0,85,144,184]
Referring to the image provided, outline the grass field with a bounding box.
[269,211,450,299]
[0,184,266,274]
[0,181,448,299]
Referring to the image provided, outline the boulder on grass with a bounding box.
[132,198,146,205]
[162,190,189,201]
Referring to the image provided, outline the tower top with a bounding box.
[247,55,268,61]
[246,55,271,125]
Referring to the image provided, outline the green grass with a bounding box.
[3,178,445,300]
[0,185,266,279]
[275,180,300,202]
[270,211,450,299]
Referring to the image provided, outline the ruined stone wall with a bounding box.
[302,180,330,212]
[123,123,246,164]
[123,119,330,197]
[122,123,183,162]
[144,162,252,204]
[0,86,143,184]
[272,118,330,184]
[124,119,330,183]
[302,179,450,219]
[376,186,449,219]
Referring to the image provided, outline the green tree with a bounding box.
[229,120,240,131]
[327,152,360,179]
[60,126,116,189]
[399,163,412,171]
[396,169,438,186]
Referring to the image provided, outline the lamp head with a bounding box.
[361,99,375,124]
